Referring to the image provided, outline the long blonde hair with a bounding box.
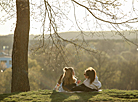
[62,67,76,85]
[85,67,96,84]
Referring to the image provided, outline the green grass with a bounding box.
[0,89,138,102]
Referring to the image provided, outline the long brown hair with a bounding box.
[62,67,76,85]
[85,67,96,84]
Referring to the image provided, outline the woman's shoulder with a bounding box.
[93,76,102,85]
[94,76,100,81]
[73,76,77,81]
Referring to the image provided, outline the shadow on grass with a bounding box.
[50,90,72,102]
[0,92,20,101]
[50,90,100,102]
[74,91,100,101]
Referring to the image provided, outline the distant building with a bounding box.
[0,52,12,68]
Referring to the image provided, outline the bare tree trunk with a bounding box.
[11,0,30,92]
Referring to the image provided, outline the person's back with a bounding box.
[71,67,101,92]
[54,67,78,92]
[83,75,101,90]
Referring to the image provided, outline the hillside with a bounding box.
[57,30,138,40]
[29,30,138,40]
[0,89,138,102]
[1,30,137,41]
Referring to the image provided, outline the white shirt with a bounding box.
[83,76,101,90]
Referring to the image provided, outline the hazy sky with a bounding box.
[0,0,138,35]
[0,0,91,35]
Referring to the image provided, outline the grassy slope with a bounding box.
[0,89,138,102]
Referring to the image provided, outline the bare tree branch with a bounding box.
[71,0,138,24]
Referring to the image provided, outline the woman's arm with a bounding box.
[58,74,63,84]
[53,74,63,90]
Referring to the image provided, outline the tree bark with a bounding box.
[11,0,30,92]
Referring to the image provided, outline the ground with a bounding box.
[0,89,138,102]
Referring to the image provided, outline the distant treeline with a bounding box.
[1,30,138,51]
[0,37,138,94]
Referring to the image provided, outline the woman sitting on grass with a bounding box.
[71,67,101,92]
[54,67,80,92]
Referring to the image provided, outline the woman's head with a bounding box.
[84,67,96,84]
[63,67,75,78]
[63,67,76,85]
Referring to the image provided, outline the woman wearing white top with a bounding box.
[71,67,101,92]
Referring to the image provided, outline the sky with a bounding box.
[0,0,83,35]
[0,0,138,35]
